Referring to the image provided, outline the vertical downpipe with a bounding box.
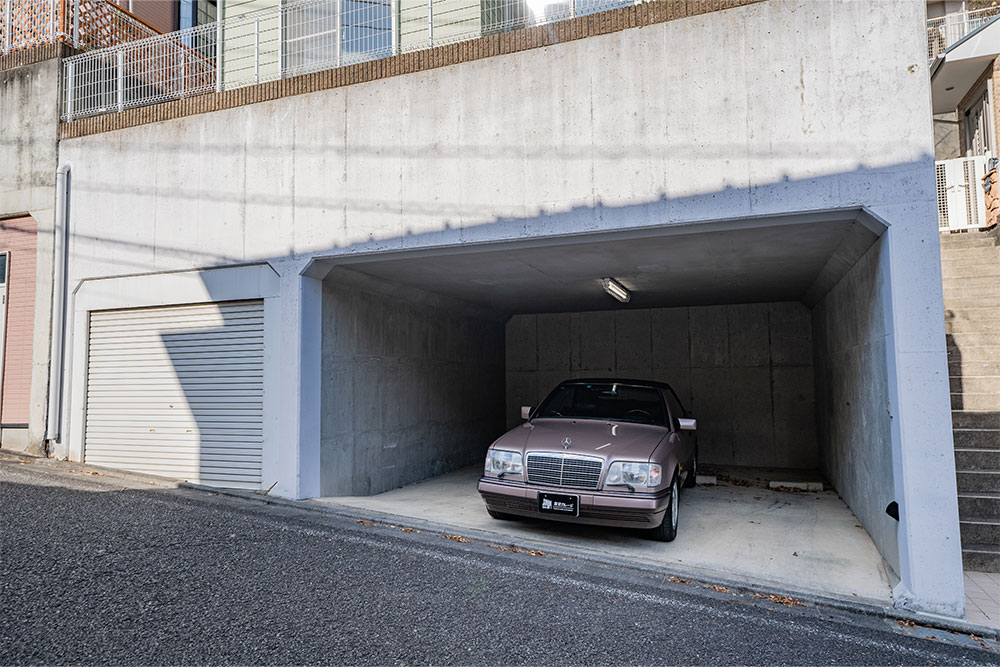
[45,165,71,444]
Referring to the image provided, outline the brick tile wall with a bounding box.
[0,216,37,425]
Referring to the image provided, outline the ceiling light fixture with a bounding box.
[602,277,631,303]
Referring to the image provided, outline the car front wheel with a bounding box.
[648,473,679,542]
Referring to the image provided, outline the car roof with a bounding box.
[556,378,675,392]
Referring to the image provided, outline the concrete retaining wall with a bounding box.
[320,269,505,496]
[813,238,899,574]
[506,302,817,469]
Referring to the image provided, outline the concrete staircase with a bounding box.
[941,228,1000,572]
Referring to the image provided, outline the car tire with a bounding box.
[487,508,515,520]
[649,473,679,542]
[683,446,698,488]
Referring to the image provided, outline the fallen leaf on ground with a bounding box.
[355,519,375,527]
[442,534,471,543]
[764,594,806,608]
[705,584,731,593]
[666,576,692,584]
[897,619,915,628]
[79,470,104,476]
[748,520,760,524]
[487,544,544,556]
[18,458,31,464]
[792,551,799,556]
[772,486,804,493]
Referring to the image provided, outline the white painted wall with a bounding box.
[55,0,962,616]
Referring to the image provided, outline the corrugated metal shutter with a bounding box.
[84,300,264,489]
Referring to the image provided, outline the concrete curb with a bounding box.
[4,450,997,641]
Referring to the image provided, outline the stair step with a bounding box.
[944,307,1000,321]
[940,246,1000,261]
[952,393,1000,410]
[957,470,1000,493]
[959,493,1000,519]
[955,448,1000,470]
[947,346,1000,362]
[944,285,1000,300]
[942,297,1000,310]
[953,429,1000,449]
[954,411,1000,429]
[962,544,1000,572]
[949,360,1000,376]
[960,517,1000,546]
[950,376,1000,393]
[947,331,1000,347]
[942,264,1000,279]
[945,318,1000,334]
[940,232,998,248]
[943,275,1000,289]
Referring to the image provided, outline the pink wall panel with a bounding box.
[0,216,37,425]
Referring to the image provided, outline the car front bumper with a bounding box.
[478,477,670,529]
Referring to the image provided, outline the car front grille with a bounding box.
[525,453,603,490]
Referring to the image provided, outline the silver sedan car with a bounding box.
[478,378,697,541]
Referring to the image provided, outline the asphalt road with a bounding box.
[1,456,997,666]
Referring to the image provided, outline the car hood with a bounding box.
[492,418,668,463]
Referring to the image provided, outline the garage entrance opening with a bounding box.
[313,209,895,602]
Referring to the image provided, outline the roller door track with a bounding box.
[84,300,264,489]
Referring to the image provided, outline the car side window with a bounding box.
[663,389,684,432]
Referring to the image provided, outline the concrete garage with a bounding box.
[312,209,899,602]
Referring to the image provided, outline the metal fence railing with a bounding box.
[0,0,160,55]
[61,0,637,121]
[927,6,1000,62]
[936,156,992,232]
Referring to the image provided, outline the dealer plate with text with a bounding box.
[538,492,579,516]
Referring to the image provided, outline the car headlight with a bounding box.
[485,450,523,477]
[605,462,662,488]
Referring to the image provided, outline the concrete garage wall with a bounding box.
[813,239,899,576]
[506,303,816,469]
[320,270,505,496]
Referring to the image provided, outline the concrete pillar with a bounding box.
[874,202,965,619]
[271,263,322,499]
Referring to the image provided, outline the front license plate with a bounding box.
[538,492,579,516]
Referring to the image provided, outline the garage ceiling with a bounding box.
[314,209,885,315]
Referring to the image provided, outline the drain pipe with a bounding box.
[44,164,70,445]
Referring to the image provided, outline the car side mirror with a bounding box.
[678,418,697,431]
[521,406,533,420]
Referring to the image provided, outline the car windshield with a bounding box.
[535,383,667,426]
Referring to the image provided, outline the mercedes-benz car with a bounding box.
[477,379,696,541]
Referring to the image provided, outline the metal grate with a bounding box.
[926,7,1000,62]
[526,453,603,490]
[62,0,640,121]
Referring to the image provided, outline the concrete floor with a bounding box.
[316,465,893,605]
[965,572,1000,628]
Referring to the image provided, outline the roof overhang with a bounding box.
[930,16,1000,114]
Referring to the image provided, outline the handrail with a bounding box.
[926,6,1000,62]
[0,0,162,56]
[61,0,643,121]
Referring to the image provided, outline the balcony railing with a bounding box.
[926,6,1000,62]
[61,0,637,121]
[937,156,992,232]
[0,0,160,55]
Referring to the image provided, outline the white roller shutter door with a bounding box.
[84,300,264,489]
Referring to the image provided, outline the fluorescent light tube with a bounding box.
[602,277,631,303]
